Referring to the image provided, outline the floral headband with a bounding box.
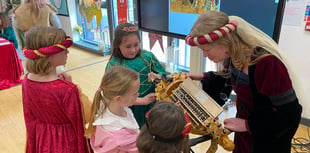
[185,23,237,46]
[145,110,191,142]
[23,36,73,59]
[122,26,138,32]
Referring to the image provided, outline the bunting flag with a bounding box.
[149,33,164,52]
[117,0,128,24]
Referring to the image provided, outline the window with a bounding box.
[141,31,190,73]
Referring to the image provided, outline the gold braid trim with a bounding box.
[33,50,46,58]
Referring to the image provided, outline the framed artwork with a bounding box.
[50,0,69,16]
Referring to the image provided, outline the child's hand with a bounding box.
[136,93,156,105]
[148,72,161,83]
[58,72,72,82]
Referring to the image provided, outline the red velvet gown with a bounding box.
[22,74,89,153]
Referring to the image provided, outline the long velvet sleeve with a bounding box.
[63,87,88,153]
[22,93,37,153]
[254,56,293,97]
[248,55,302,149]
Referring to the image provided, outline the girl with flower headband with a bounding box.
[85,66,140,153]
[185,11,302,153]
[136,101,191,153]
[105,22,167,128]
[22,26,91,153]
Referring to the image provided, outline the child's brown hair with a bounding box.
[110,23,141,60]
[0,13,11,29]
[136,101,190,153]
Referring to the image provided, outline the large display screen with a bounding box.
[138,0,285,42]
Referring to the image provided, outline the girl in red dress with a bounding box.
[22,26,90,153]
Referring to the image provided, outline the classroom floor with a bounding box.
[0,46,309,153]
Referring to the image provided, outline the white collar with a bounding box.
[93,107,139,131]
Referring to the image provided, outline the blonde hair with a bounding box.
[85,66,139,137]
[24,0,53,16]
[25,26,66,75]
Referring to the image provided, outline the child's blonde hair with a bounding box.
[25,26,66,75]
[85,66,139,137]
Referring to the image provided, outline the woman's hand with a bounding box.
[135,93,156,105]
[148,72,161,83]
[224,117,248,132]
[183,72,204,80]
[58,72,72,82]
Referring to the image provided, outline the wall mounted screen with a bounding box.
[137,0,285,42]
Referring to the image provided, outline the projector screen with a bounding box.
[137,0,285,42]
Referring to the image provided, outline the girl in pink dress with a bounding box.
[86,66,140,153]
[22,26,90,153]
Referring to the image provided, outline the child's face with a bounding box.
[120,79,140,107]
[119,34,140,59]
[49,49,69,67]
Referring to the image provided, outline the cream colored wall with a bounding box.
[56,0,77,36]
[279,21,310,120]
[278,0,310,120]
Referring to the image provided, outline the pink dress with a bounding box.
[22,74,89,153]
[90,107,139,153]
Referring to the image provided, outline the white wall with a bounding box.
[57,0,77,36]
[278,1,310,120]
[58,15,72,36]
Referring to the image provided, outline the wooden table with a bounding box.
[0,37,23,89]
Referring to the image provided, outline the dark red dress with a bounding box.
[247,55,302,153]
[202,51,302,153]
[22,74,89,153]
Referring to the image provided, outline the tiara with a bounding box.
[122,26,139,32]
[23,36,73,59]
[185,23,237,46]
